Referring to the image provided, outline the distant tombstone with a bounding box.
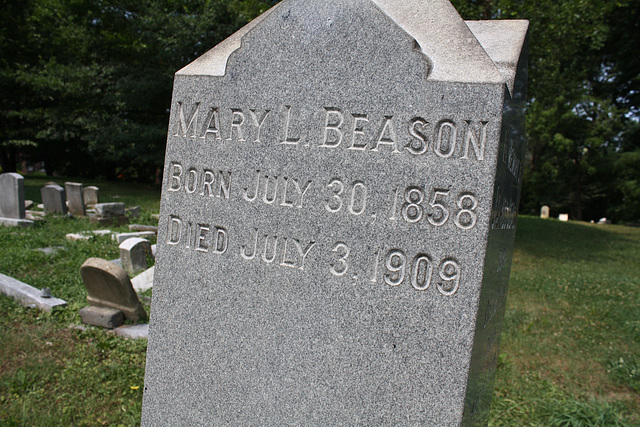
[83,186,100,206]
[540,205,550,219]
[119,237,152,276]
[0,173,33,227]
[80,257,147,321]
[559,213,569,222]
[41,184,68,215]
[142,1,529,425]
[94,202,125,217]
[65,182,86,216]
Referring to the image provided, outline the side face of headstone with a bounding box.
[143,1,528,425]
[0,173,26,219]
[41,184,68,215]
[540,205,550,219]
[65,182,86,216]
[119,237,152,276]
[80,257,147,321]
[84,186,100,205]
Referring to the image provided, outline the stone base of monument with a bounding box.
[0,217,34,227]
[89,215,129,226]
[79,305,124,329]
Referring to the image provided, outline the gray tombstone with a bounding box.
[41,184,68,215]
[119,237,152,276]
[142,1,529,425]
[540,205,550,219]
[80,257,147,321]
[0,172,26,219]
[83,186,100,206]
[65,182,86,216]
[0,173,33,227]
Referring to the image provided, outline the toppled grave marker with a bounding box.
[0,272,67,311]
[80,257,147,322]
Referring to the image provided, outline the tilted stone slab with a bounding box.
[95,202,125,218]
[142,0,529,425]
[65,182,86,216]
[80,257,147,322]
[0,272,67,311]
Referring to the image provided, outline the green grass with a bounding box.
[0,176,639,425]
[490,218,640,426]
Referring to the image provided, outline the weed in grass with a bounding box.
[546,398,628,427]
[608,355,640,392]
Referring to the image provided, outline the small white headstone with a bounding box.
[540,205,549,219]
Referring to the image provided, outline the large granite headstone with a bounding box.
[0,173,33,227]
[142,1,529,425]
[41,184,68,215]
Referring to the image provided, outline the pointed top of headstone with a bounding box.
[178,0,506,85]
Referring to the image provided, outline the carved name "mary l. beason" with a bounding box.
[173,102,491,160]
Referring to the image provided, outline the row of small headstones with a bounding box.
[540,205,609,224]
[42,181,139,224]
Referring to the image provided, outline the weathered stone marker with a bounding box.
[83,185,100,205]
[119,237,152,276]
[0,173,34,227]
[540,205,550,219]
[65,182,86,216]
[142,1,528,425]
[41,184,68,215]
[80,257,147,322]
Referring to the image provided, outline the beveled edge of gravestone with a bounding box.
[176,2,282,76]
[80,257,147,321]
[465,19,529,96]
[177,0,505,85]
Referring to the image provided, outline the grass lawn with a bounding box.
[1,176,639,425]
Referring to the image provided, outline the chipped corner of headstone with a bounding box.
[175,2,282,77]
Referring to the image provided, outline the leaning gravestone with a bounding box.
[65,182,86,216]
[41,184,68,215]
[0,173,34,227]
[80,257,147,321]
[142,1,529,425]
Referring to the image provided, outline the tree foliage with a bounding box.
[0,0,638,222]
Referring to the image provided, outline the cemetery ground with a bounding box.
[0,177,638,426]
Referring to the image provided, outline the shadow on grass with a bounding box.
[514,215,637,262]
